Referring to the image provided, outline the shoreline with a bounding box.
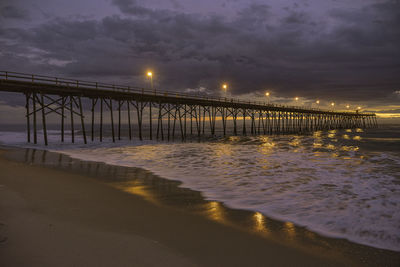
[1,146,399,266]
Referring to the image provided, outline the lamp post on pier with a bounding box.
[295,97,299,107]
[265,92,270,104]
[222,83,228,98]
[147,71,153,89]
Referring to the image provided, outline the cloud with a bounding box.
[111,0,153,16]
[0,0,399,108]
[0,5,29,20]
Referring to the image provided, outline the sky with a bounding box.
[0,0,399,121]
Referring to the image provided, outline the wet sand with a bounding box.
[0,147,399,266]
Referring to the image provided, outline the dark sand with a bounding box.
[1,148,399,266]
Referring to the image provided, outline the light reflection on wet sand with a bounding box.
[253,212,269,234]
[284,222,296,240]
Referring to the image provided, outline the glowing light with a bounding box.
[357,106,361,110]
[265,92,271,104]
[346,105,350,109]
[316,100,320,104]
[146,71,154,89]
[331,102,335,106]
[222,83,228,90]
[295,97,299,101]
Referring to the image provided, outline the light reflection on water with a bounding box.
[328,131,336,139]
[326,144,335,150]
[289,136,301,147]
[341,146,359,152]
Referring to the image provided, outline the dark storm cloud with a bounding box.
[0,0,399,105]
[111,0,152,16]
[0,5,29,20]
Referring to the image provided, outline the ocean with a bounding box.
[0,123,399,252]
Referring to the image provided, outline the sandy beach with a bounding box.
[0,147,399,266]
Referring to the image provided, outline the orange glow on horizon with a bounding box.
[376,113,400,118]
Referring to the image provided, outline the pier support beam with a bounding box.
[78,96,87,144]
[127,101,132,140]
[110,99,115,142]
[100,98,103,142]
[242,109,247,136]
[40,93,48,146]
[61,96,65,142]
[33,93,37,144]
[149,102,152,140]
[25,93,30,143]
[70,96,74,143]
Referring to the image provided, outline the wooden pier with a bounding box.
[0,71,377,145]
